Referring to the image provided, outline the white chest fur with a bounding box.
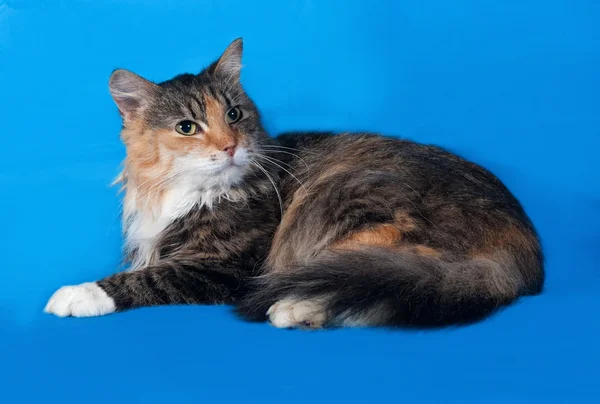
[122,179,248,270]
[123,183,203,270]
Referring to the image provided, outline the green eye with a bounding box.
[225,107,242,124]
[175,120,198,135]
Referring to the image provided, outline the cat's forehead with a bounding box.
[145,72,239,127]
[158,71,242,102]
[158,73,208,97]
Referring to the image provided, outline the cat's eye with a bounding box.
[175,120,199,136]
[225,107,242,124]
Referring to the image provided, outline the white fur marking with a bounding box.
[44,282,116,317]
[267,299,328,329]
[125,183,203,270]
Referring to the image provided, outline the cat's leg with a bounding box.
[44,260,239,317]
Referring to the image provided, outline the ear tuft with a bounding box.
[108,69,157,119]
[214,38,243,80]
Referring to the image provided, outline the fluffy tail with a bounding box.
[236,247,539,327]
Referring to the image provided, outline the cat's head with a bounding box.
[109,38,268,195]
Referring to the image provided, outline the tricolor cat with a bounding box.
[45,39,544,329]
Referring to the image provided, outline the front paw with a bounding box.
[44,282,116,318]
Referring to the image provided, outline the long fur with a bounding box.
[45,39,544,328]
[236,247,538,327]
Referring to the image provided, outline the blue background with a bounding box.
[1,0,599,402]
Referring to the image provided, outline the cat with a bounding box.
[44,39,544,329]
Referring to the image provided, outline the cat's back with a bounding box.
[275,132,502,191]
[274,131,531,228]
[276,131,468,167]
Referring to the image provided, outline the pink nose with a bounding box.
[224,144,237,157]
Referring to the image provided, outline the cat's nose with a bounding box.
[223,144,237,157]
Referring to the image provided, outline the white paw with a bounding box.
[44,282,116,318]
[267,299,328,330]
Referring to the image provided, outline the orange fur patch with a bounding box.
[331,211,418,251]
[331,226,441,258]
[332,224,402,250]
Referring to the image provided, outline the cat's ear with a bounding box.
[213,38,243,80]
[109,69,158,120]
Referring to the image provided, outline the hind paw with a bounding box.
[267,299,328,330]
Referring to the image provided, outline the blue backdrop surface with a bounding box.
[1,0,599,402]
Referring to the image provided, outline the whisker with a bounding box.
[256,148,310,171]
[254,154,307,191]
[251,161,284,218]
[259,143,319,156]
